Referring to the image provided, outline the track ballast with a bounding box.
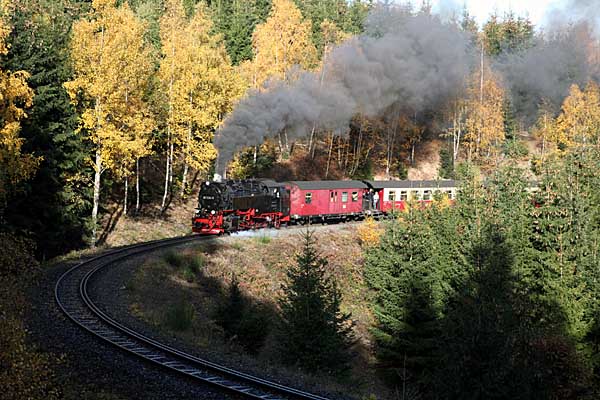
[55,235,331,400]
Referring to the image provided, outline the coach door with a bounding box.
[329,190,340,214]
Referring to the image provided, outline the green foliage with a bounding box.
[365,163,599,398]
[164,250,184,268]
[229,145,276,179]
[207,0,271,65]
[165,300,194,331]
[438,144,454,178]
[503,138,529,158]
[256,234,271,244]
[483,12,534,57]
[189,254,205,272]
[351,159,374,180]
[293,0,350,53]
[278,230,353,374]
[215,275,271,354]
[182,266,195,282]
[2,0,91,258]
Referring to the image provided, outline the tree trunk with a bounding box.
[135,158,140,214]
[325,132,334,178]
[91,150,102,247]
[124,178,128,215]
[161,132,171,212]
[308,123,316,158]
[181,93,193,198]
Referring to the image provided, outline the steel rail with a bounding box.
[55,235,331,400]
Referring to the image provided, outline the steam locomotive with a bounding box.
[192,179,457,234]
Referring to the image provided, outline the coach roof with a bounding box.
[288,180,369,190]
[365,180,458,190]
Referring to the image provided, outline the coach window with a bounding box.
[400,191,407,201]
[305,192,312,204]
[410,190,420,200]
[423,190,431,201]
[388,191,396,202]
[351,191,358,202]
[342,192,348,202]
[446,190,453,199]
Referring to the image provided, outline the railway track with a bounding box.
[55,235,331,400]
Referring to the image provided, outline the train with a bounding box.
[192,179,458,234]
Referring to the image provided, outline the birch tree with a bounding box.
[65,0,155,244]
[158,1,244,206]
[464,57,505,162]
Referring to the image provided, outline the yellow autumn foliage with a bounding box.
[242,0,317,88]
[65,0,154,176]
[555,82,600,148]
[464,58,505,161]
[357,216,383,247]
[0,0,40,203]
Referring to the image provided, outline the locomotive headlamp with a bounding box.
[211,210,216,215]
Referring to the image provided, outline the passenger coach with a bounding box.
[288,180,370,224]
[365,180,457,212]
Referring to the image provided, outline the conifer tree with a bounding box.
[0,0,39,218]
[278,230,353,373]
[364,206,451,391]
[2,0,91,256]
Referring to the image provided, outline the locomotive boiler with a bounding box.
[192,179,290,234]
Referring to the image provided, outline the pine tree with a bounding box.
[278,230,353,373]
[364,207,448,391]
[0,0,40,219]
[2,0,91,257]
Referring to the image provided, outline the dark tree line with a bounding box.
[365,155,600,398]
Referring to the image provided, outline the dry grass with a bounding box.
[128,226,390,399]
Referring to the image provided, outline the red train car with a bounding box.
[365,180,457,212]
[288,180,370,224]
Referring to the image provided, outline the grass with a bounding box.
[230,241,244,251]
[189,254,205,272]
[164,300,194,331]
[164,250,184,268]
[183,266,196,282]
[256,235,271,245]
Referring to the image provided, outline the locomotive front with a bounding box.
[192,179,291,234]
[192,181,231,234]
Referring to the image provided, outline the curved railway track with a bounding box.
[55,235,331,400]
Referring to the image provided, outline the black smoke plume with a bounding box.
[213,6,471,176]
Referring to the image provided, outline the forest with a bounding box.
[2,0,600,398]
[1,0,599,257]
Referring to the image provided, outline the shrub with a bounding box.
[189,254,205,273]
[164,250,184,268]
[357,217,383,247]
[504,139,529,159]
[164,301,194,331]
[439,145,454,179]
[182,267,195,283]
